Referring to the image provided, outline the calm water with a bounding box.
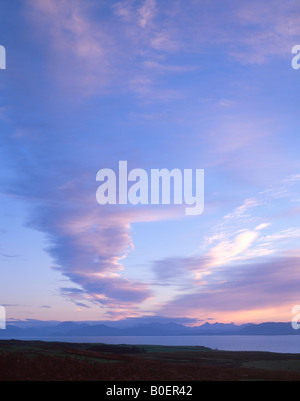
[6,335,300,354]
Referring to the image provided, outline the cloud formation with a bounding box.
[157,255,300,323]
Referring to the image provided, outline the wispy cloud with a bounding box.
[157,255,300,323]
[25,0,116,95]
[150,172,300,319]
[23,0,300,102]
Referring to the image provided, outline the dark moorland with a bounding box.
[1,340,300,381]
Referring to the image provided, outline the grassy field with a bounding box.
[1,339,300,381]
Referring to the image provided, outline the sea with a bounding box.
[3,335,300,354]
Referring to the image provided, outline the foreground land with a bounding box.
[1,339,300,381]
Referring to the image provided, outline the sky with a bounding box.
[0,0,300,325]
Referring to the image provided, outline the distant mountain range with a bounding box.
[0,320,299,338]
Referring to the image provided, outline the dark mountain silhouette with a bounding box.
[238,322,299,335]
[0,320,298,338]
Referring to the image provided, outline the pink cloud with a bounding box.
[24,0,299,103]
[156,255,300,323]
[25,0,115,95]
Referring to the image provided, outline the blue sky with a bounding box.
[0,0,300,324]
